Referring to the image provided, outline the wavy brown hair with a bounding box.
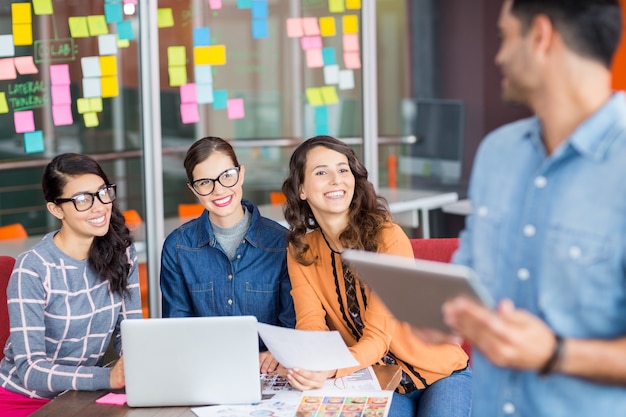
[282,136,391,265]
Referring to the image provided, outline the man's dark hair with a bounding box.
[510,0,622,68]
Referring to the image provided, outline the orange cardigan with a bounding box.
[287,223,468,389]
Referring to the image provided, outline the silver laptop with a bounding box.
[121,315,261,407]
[341,249,494,332]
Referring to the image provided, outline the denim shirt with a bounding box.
[160,199,296,331]
[454,92,626,417]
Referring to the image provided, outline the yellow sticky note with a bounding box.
[117,38,130,48]
[0,92,8,114]
[346,0,361,9]
[89,97,103,112]
[168,66,187,87]
[84,112,99,128]
[328,0,345,13]
[321,86,339,104]
[343,15,359,33]
[167,46,186,66]
[12,24,33,46]
[99,55,117,76]
[306,87,324,107]
[101,76,119,98]
[12,3,32,24]
[68,17,90,38]
[194,45,226,66]
[33,0,53,15]
[77,98,90,114]
[87,15,109,36]
[157,8,174,28]
[319,17,336,37]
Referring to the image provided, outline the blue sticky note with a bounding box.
[213,90,228,109]
[252,19,268,39]
[322,47,336,65]
[237,0,252,8]
[24,130,45,154]
[315,106,329,125]
[117,21,135,40]
[197,83,214,104]
[104,3,123,23]
[315,123,329,135]
[194,64,213,84]
[193,27,211,46]
[251,1,268,18]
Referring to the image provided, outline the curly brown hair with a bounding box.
[281,136,391,265]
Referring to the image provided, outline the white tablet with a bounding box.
[341,249,494,332]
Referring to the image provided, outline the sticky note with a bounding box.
[77,98,91,114]
[343,33,359,52]
[0,58,17,80]
[0,35,15,57]
[100,55,117,76]
[339,69,355,90]
[168,66,187,87]
[180,83,197,103]
[95,393,127,406]
[315,123,329,135]
[344,51,361,69]
[237,0,252,8]
[13,24,33,46]
[251,1,268,18]
[346,0,361,9]
[227,98,244,119]
[117,38,130,48]
[194,45,226,66]
[329,0,345,13]
[157,8,174,28]
[98,34,118,55]
[315,106,329,125]
[33,0,53,15]
[84,112,99,127]
[252,19,268,39]
[81,57,101,78]
[194,64,213,84]
[322,47,336,65]
[286,18,303,38]
[52,104,73,125]
[0,92,8,113]
[196,83,214,104]
[302,17,320,36]
[88,15,109,36]
[343,15,359,33]
[208,0,222,9]
[212,90,228,109]
[89,97,103,112]
[167,46,186,66]
[319,17,336,37]
[305,87,323,107]
[51,85,72,105]
[14,110,35,133]
[324,64,339,85]
[14,56,38,74]
[50,64,71,85]
[306,49,323,68]
[83,77,102,98]
[180,103,199,124]
[116,21,135,40]
[101,75,119,98]
[12,3,32,24]
[68,17,90,38]
[24,130,45,153]
[320,86,339,104]
[104,3,123,23]
[193,27,210,46]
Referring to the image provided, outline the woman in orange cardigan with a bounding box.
[281,135,471,417]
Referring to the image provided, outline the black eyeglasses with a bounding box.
[189,167,240,196]
[54,184,117,212]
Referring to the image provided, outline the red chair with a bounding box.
[0,256,16,360]
[409,238,472,357]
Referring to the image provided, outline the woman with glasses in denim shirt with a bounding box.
[160,136,295,373]
[0,153,142,417]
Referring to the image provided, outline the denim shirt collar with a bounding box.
[196,199,263,248]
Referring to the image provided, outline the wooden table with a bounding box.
[30,366,402,417]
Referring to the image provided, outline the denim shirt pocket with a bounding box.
[470,204,503,288]
[189,281,216,313]
[245,281,279,324]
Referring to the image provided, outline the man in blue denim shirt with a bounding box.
[438,1,626,416]
[160,137,295,373]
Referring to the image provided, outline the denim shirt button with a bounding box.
[477,206,489,217]
[237,254,241,259]
[569,246,582,260]
[523,224,536,237]
[503,402,515,414]
[534,176,547,188]
[517,268,530,280]
[228,299,233,305]
[228,274,233,280]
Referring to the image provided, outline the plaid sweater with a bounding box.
[0,233,142,399]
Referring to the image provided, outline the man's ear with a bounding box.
[529,14,555,56]
[46,201,64,220]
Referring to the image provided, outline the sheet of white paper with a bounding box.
[191,399,298,417]
[257,322,359,371]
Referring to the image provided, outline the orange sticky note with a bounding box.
[99,55,117,76]
[68,17,90,38]
[12,24,33,46]
[286,18,303,38]
[14,56,38,74]
[344,51,361,69]
[101,76,118,98]
[319,17,336,37]
[343,15,359,34]
[306,49,323,68]
[87,15,109,36]
[12,3,32,24]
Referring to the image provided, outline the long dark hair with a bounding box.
[282,136,391,265]
[43,153,132,296]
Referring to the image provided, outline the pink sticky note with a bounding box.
[51,85,71,105]
[52,104,73,126]
[227,98,245,120]
[300,36,322,50]
[14,56,39,75]
[208,0,222,9]
[344,51,361,69]
[0,58,17,81]
[286,18,303,38]
[306,49,323,68]
[14,110,35,133]
[180,102,199,124]
[343,33,360,52]
[50,64,71,85]
[95,393,127,405]
[123,0,138,4]
[180,83,197,104]
[302,17,319,36]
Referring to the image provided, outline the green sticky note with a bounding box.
[87,15,109,36]
[33,0,53,15]
[68,16,90,38]
[0,92,9,114]
[157,8,174,28]
[306,87,324,106]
